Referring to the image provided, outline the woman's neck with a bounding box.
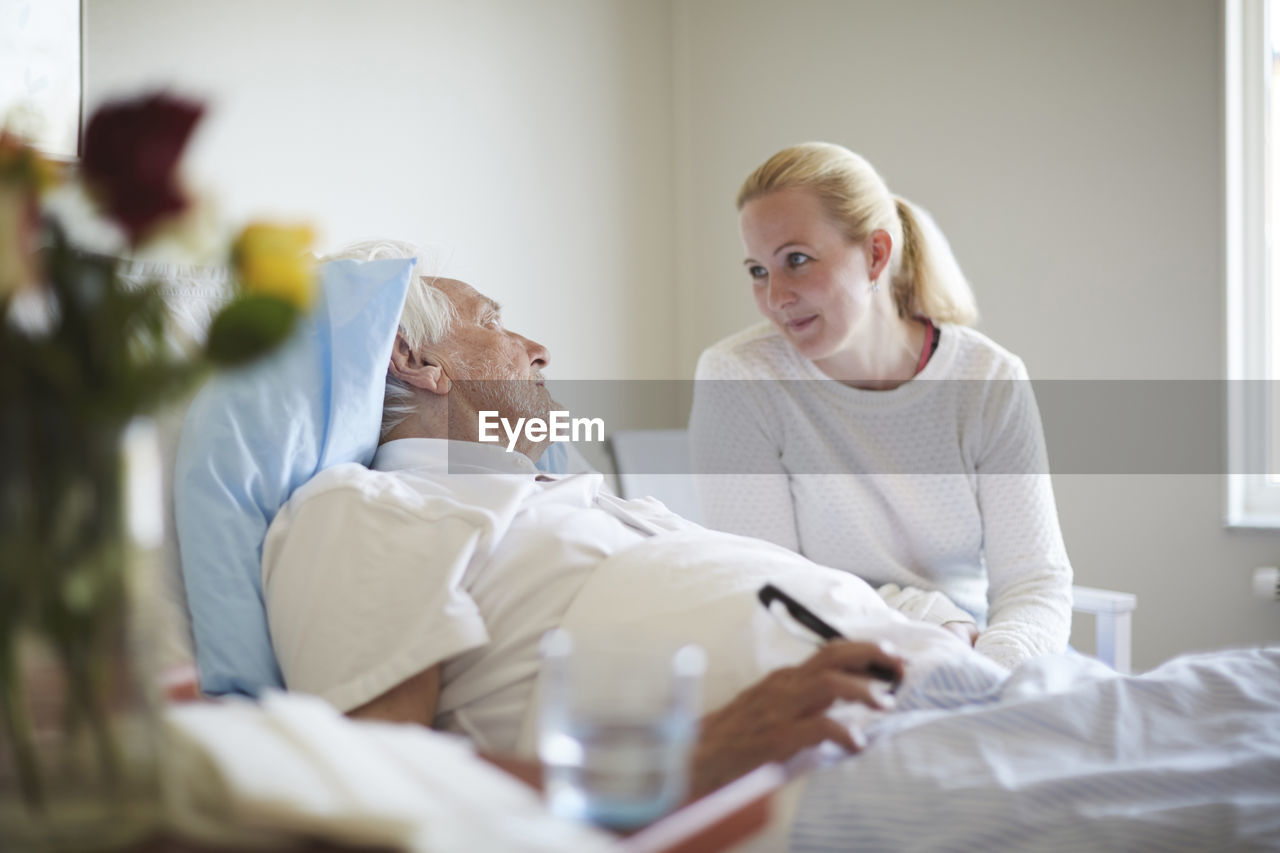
[812,309,928,390]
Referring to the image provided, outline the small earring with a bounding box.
[870,278,881,293]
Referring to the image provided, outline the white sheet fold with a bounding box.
[162,690,617,852]
[516,529,975,757]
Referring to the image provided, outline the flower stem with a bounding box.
[63,636,122,793]
[0,638,45,812]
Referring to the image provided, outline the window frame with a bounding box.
[1226,0,1280,527]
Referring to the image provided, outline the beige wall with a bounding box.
[86,0,1280,668]
[672,0,1223,379]
[672,0,1280,668]
[85,0,677,381]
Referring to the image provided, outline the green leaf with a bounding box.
[205,294,299,367]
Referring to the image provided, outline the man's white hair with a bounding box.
[317,239,456,438]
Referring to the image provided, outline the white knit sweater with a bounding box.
[690,321,1073,669]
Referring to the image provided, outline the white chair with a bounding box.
[609,429,1138,673]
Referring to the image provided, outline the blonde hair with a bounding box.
[737,142,978,326]
[317,239,456,438]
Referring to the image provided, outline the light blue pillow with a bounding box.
[535,441,569,474]
[174,257,417,697]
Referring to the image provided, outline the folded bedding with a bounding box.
[788,647,1280,851]
[164,691,616,852]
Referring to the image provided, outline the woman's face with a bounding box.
[739,188,879,362]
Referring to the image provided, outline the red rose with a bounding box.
[81,93,204,247]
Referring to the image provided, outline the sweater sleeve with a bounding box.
[876,583,978,629]
[972,359,1073,669]
[689,347,800,552]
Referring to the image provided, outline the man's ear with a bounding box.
[389,334,451,396]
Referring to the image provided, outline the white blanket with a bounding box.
[516,529,979,755]
[504,529,1279,850]
[790,647,1280,851]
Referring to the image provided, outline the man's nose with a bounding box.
[521,335,550,369]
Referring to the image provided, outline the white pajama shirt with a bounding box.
[261,438,975,754]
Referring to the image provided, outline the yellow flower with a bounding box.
[0,132,63,193]
[231,223,316,309]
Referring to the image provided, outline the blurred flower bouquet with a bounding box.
[0,92,314,846]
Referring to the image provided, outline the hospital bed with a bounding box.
[146,258,1275,851]
[609,428,1138,672]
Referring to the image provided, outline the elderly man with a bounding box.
[260,244,981,797]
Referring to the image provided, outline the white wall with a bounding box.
[85,0,677,381]
[86,0,1280,669]
[672,0,1280,668]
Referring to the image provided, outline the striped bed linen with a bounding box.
[790,647,1280,852]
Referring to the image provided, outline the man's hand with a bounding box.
[689,640,904,799]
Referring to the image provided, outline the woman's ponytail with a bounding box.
[892,197,978,326]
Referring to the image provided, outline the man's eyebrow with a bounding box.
[482,297,502,313]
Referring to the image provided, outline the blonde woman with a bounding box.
[689,142,1072,669]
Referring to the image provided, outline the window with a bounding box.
[1226,0,1280,526]
[0,0,81,159]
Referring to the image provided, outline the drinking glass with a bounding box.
[537,629,707,831]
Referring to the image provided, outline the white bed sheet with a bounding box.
[788,647,1280,851]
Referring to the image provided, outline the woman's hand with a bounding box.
[943,621,979,647]
[689,640,904,799]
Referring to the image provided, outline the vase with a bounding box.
[0,415,165,851]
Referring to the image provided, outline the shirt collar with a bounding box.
[372,438,540,475]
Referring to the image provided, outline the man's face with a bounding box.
[433,278,555,424]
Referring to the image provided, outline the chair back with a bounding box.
[609,428,703,524]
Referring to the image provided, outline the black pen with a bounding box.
[758,583,900,687]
